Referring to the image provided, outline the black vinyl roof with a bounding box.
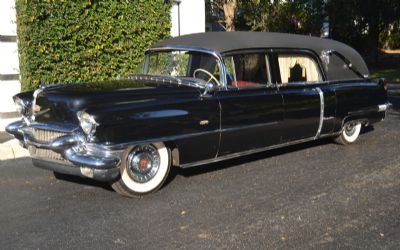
[152,32,369,80]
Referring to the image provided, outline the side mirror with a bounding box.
[201,82,215,98]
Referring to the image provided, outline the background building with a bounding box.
[171,0,205,37]
[0,0,20,131]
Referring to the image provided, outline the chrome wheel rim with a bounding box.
[344,124,356,136]
[127,145,160,183]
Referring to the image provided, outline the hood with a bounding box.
[32,79,202,124]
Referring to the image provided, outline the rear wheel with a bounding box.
[111,142,171,197]
[334,122,362,145]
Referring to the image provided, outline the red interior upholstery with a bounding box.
[232,81,259,87]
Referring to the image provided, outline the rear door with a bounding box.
[272,50,325,142]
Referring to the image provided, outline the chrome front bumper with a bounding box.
[6,120,121,182]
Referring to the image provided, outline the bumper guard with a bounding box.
[6,120,122,182]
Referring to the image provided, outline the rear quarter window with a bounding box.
[277,54,322,84]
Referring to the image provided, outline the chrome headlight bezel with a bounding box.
[77,111,99,136]
[14,96,31,117]
[14,97,25,114]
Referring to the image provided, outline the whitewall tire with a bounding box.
[334,122,362,145]
[111,142,171,197]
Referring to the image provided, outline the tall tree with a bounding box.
[207,0,237,31]
[359,0,400,60]
[206,0,400,60]
[236,0,324,35]
[327,0,400,61]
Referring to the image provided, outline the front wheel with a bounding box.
[111,142,171,197]
[334,122,362,145]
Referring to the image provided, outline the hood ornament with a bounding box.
[31,88,44,121]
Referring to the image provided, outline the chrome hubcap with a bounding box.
[127,145,160,183]
[344,124,356,136]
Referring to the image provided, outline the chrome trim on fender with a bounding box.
[378,103,390,112]
[315,87,324,139]
[84,122,279,151]
[86,129,222,151]
[220,121,279,133]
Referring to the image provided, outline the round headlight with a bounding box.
[14,97,31,117]
[77,111,99,136]
[14,97,25,114]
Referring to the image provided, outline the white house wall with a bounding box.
[0,0,20,131]
[171,0,205,37]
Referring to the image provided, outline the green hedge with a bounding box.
[16,0,171,91]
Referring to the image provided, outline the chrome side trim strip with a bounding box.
[220,121,279,133]
[181,133,338,168]
[90,122,280,151]
[90,130,222,151]
[315,87,324,139]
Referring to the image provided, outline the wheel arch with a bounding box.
[164,141,180,167]
[341,116,369,129]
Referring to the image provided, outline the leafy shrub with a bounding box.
[380,30,400,50]
[16,0,171,91]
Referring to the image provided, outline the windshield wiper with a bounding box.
[128,74,205,89]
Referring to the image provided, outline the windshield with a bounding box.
[145,50,221,86]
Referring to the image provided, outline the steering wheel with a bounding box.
[193,68,221,86]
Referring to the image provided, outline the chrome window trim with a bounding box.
[222,50,272,88]
[271,48,327,82]
[146,46,227,88]
[231,56,237,83]
[265,54,272,85]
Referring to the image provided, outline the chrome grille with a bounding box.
[31,128,68,144]
[29,147,69,163]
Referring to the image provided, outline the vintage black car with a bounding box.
[7,32,389,197]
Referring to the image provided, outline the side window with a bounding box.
[277,54,322,84]
[325,54,363,80]
[224,53,270,88]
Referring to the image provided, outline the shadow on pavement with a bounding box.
[388,91,400,112]
[169,137,335,180]
[387,87,400,120]
[52,172,114,192]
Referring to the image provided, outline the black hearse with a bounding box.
[7,32,389,197]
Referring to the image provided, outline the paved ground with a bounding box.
[0,86,399,249]
[0,132,28,160]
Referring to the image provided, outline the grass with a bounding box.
[370,68,400,83]
[368,50,400,83]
